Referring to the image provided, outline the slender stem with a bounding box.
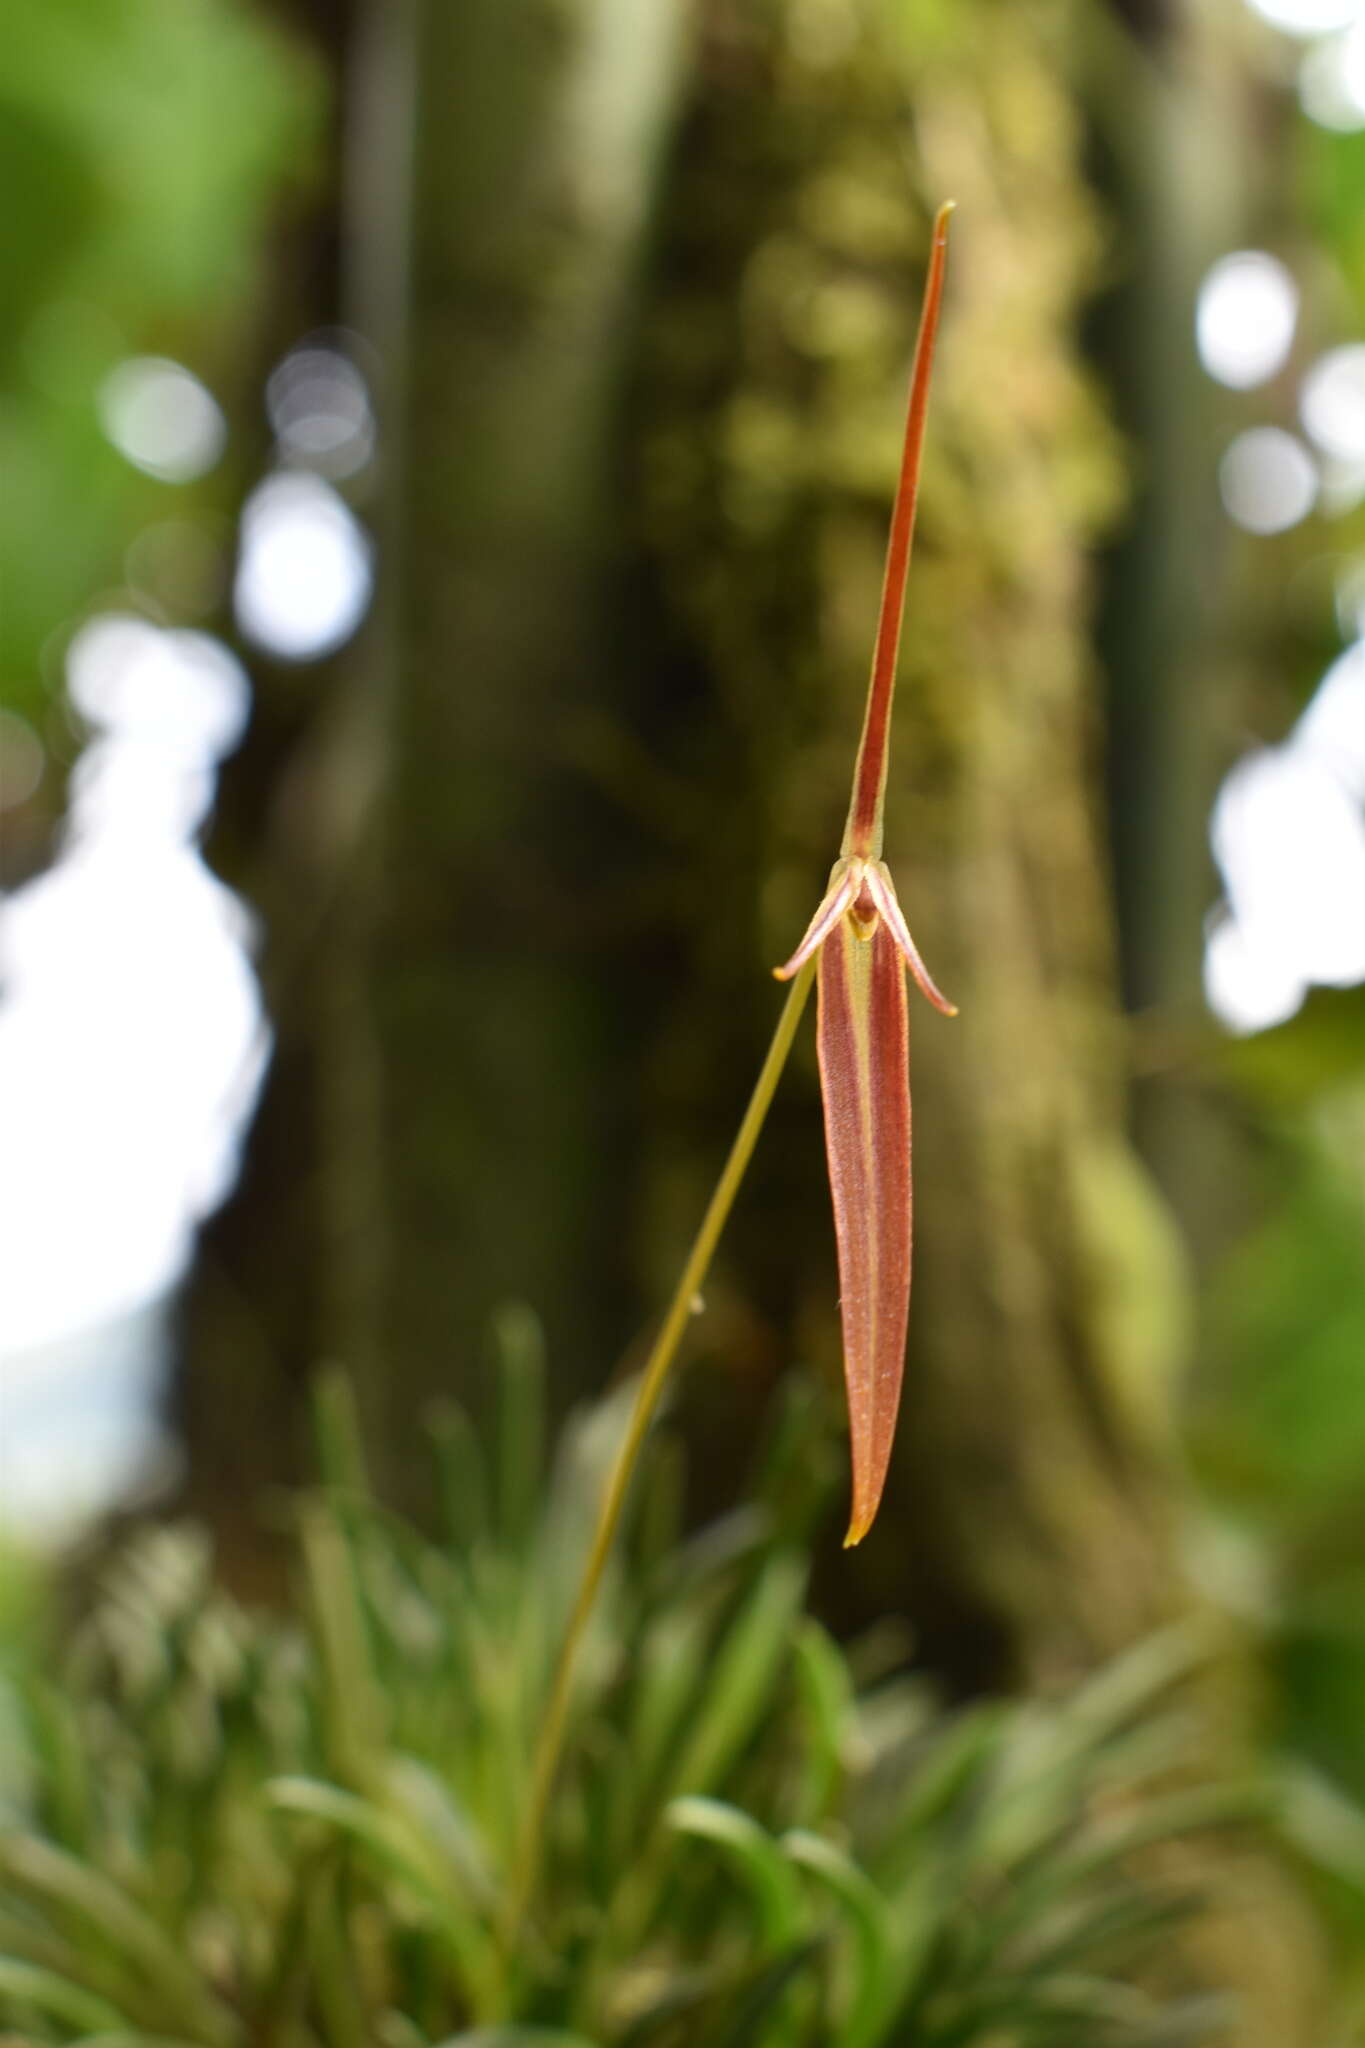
[501,958,817,1951]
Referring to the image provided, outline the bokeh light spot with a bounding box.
[1219,427,1317,533]
[1301,345,1365,462]
[66,614,250,763]
[1300,25,1365,128]
[1294,642,1365,796]
[1243,0,1359,36]
[267,342,374,478]
[234,473,373,661]
[1211,744,1365,991]
[99,357,227,483]
[1204,912,1308,1034]
[1196,252,1298,389]
[0,619,269,1382]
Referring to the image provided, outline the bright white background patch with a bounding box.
[1301,345,1365,462]
[3,315,382,1542]
[1244,0,1360,36]
[1206,641,1365,1031]
[0,619,268,1540]
[99,357,227,483]
[1204,912,1310,1035]
[1219,427,1318,533]
[1300,24,1365,127]
[234,473,373,660]
[1196,253,1299,390]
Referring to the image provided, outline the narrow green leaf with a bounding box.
[385,1752,495,1904]
[667,1797,804,1947]
[1013,1887,1198,1981]
[976,1783,1261,1965]
[378,2018,431,2048]
[266,1776,496,2006]
[21,1678,92,1855]
[300,1502,384,1777]
[428,1398,490,1554]
[1054,1621,1214,1751]
[0,1833,234,2045]
[434,2032,600,2046]
[791,1619,853,1824]
[492,1302,547,1555]
[612,1944,822,2048]
[783,1829,894,2048]
[267,1777,435,1890]
[0,1915,189,2045]
[877,1702,1007,1870]
[633,1429,687,1584]
[302,1855,370,2048]
[1122,1993,1235,2046]
[623,1613,706,1838]
[0,1957,125,2034]
[704,1944,828,2048]
[312,1368,373,1497]
[75,2036,217,2048]
[667,1553,806,1799]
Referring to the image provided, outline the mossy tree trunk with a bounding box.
[317,0,694,1458]
[186,2,1322,2029]
[179,0,692,1543]
[627,0,1173,1684]
[611,3,1324,2035]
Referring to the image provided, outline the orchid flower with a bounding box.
[509,204,960,1937]
[775,202,957,1547]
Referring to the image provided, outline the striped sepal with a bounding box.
[816,916,912,1546]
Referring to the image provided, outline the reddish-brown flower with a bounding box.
[775,204,956,1546]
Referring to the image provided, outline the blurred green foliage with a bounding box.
[0,1344,1248,2046]
[0,0,318,720]
[4,0,1365,2031]
[1165,15,1365,1982]
[1195,1111,1365,1810]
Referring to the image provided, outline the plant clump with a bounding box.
[0,1341,1241,2046]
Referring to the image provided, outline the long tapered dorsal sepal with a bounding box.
[842,202,953,864]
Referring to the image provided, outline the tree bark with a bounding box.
[623,3,1325,2035]
[340,0,693,1464]
[629,0,1172,1682]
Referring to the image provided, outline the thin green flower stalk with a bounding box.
[507,201,956,1951]
[503,957,815,1947]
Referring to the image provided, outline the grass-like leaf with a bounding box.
[667,1798,804,1948]
[0,1376,1240,2047]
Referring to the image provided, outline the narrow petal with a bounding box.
[816,917,913,1545]
[863,864,957,1016]
[773,866,857,981]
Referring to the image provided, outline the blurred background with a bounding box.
[5,0,1365,2002]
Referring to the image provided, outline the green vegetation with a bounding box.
[0,0,317,723]
[7,1,1365,2040]
[0,1348,1247,2046]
